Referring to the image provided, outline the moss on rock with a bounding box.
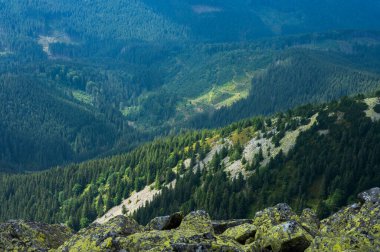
[222,223,257,244]
[0,220,72,251]
[254,220,313,252]
[2,188,380,252]
[145,212,183,231]
[58,215,142,251]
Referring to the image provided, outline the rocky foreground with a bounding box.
[0,188,379,252]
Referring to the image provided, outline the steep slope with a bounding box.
[0,74,143,171]
[4,31,380,170]
[0,93,379,231]
[190,45,380,128]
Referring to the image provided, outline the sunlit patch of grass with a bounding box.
[189,77,250,109]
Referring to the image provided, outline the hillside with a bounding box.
[2,0,380,49]
[3,31,380,171]
[0,93,379,232]
[189,42,380,128]
[1,2,380,172]
[1,187,379,251]
[0,74,146,171]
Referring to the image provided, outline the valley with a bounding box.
[0,1,380,251]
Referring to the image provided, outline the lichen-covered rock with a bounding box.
[118,210,245,251]
[180,210,214,235]
[358,187,380,204]
[212,219,254,235]
[311,198,380,252]
[253,203,299,229]
[300,208,320,236]
[0,220,72,251]
[254,220,313,252]
[319,201,380,237]
[222,223,257,244]
[119,229,244,252]
[58,215,142,251]
[146,212,184,231]
[3,188,380,252]
[306,232,377,252]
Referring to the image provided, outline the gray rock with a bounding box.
[212,219,253,235]
[358,187,380,204]
[146,212,183,231]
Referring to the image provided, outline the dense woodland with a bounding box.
[190,47,380,128]
[135,94,380,223]
[1,94,379,231]
[1,0,380,47]
[1,31,380,170]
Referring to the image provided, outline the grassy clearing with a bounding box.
[189,77,251,109]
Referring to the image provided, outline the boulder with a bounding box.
[306,232,379,252]
[146,212,183,231]
[253,203,299,228]
[118,211,245,251]
[299,208,319,236]
[358,187,380,204]
[59,215,142,251]
[254,220,313,252]
[0,220,72,251]
[222,223,257,244]
[179,210,214,235]
[212,219,253,235]
[315,195,380,251]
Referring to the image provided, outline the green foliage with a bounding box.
[0,130,211,230]
[2,31,380,170]
[134,95,380,223]
[191,47,380,128]
[374,104,380,113]
[0,94,379,230]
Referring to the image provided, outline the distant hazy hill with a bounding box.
[1,0,380,47]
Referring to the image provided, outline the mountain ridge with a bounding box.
[1,92,379,232]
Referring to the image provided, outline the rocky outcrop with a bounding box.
[59,215,142,251]
[212,219,254,235]
[0,220,72,251]
[145,212,183,231]
[307,187,380,251]
[1,187,379,251]
[357,187,380,204]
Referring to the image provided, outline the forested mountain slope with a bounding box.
[1,0,380,48]
[0,74,145,171]
[1,93,379,231]
[190,44,380,128]
[1,31,380,171]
